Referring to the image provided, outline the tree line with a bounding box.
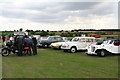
[1,29,120,37]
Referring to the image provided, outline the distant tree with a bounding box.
[65,31,68,32]
[19,28,23,31]
[30,30,33,32]
[40,31,49,36]
[49,32,55,36]
[35,30,40,32]
[26,29,30,32]
[71,30,74,32]
[59,30,63,32]
[42,30,45,32]
[47,30,49,32]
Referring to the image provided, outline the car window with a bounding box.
[72,38,79,42]
[109,40,114,44]
[86,39,96,42]
[103,40,116,44]
[56,37,63,40]
[48,37,54,40]
[103,40,108,44]
[79,38,86,42]
[41,37,47,40]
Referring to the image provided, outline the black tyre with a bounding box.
[1,48,10,56]
[58,46,61,50]
[70,47,77,53]
[37,46,42,48]
[64,49,68,52]
[97,50,106,57]
[42,44,48,48]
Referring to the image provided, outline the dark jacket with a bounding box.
[24,38,33,46]
[32,37,37,45]
[2,35,5,42]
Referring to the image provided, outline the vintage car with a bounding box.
[37,36,48,47]
[61,37,97,53]
[37,36,65,48]
[32,35,41,40]
[86,39,120,57]
[50,39,70,49]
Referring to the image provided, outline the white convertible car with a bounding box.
[86,39,120,57]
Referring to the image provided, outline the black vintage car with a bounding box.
[37,36,64,48]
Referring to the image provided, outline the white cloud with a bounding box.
[0,1,118,31]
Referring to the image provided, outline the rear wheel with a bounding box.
[42,44,48,48]
[97,50,106,57]
[70,47,77,53]
[58,46,61,50]
[1,48,10,56]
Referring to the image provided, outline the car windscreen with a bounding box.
[103,40,114,44]
[72,38,79,42]
[47,37,53,40]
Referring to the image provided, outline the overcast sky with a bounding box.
[0,0,118,31]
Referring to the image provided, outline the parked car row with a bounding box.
[37,36,67,48]
[36,35,120,57]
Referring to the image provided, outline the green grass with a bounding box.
[0,40,2,45]
[2,48,118,78]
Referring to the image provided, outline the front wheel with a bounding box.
[42,44,48,48]
[97,50,106,57]
[1,48,10,56]
[70,47,77,53]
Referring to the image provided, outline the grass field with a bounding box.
[0,40,2,46]
[2,48,118,78]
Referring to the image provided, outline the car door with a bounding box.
[86,38,95,46]
[51,37,57,43]
[53,37,61,43]
[102,40,114,53]
[111,40,120,53]
[77,38,86,49]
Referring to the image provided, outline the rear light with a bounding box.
[114,42,120,46]
[24,47,30,49]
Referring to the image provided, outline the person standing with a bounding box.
[17,35,24,56]
[24,37,36,55]
[31,35,37,55]
[2,35,5,46]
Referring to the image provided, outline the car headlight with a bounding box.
[64,44,69,47]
